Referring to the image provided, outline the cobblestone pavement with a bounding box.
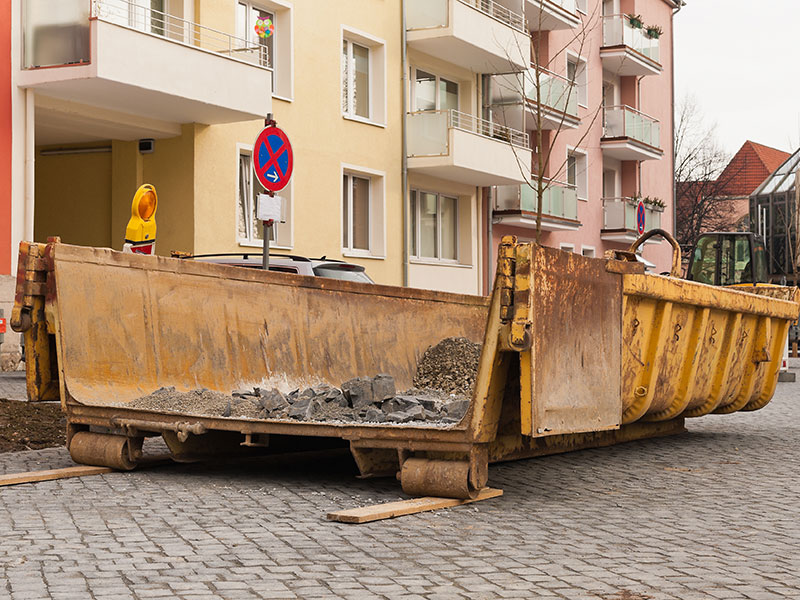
[0,371,28,401]
[1,383,800,600]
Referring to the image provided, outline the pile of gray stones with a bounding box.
[125,337,481,426]
[229,375,470,424]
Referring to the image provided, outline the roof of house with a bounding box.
[717,141,792,197]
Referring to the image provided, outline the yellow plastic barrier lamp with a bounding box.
[123,184,157,255]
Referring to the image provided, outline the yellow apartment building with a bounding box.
[15,0,404,287]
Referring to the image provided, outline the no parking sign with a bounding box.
[253,126,293,192]
[636,200,646,235]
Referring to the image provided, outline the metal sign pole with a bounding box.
[261,113,277,271]
[253,112,292,271]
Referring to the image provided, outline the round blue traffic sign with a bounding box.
[253,126,293,192]
[636,201,646,235]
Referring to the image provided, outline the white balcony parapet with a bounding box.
[525,0,581,31]
[601,197,663,241]
[603,105,659,147]
[408,0,526,33]
[406,0,529,73]
[602,14,660,63]
[24,0,271,72]
[407,109,531,186]
[408,109,529,156]
[495,177,579,231]
[19,0,272,132]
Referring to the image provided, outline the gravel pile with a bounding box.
[123,337,480,426]
[413,337,481,396]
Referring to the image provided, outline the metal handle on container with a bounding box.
[628,228,682,278]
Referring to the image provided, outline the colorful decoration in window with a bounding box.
[255,18,274,38]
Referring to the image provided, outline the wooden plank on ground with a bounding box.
[0,465,113,487]
[327,487,503,524]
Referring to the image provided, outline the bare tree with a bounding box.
[492,4,625,243]
[674,94,740,252]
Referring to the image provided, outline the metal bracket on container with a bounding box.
[498,236,516,323]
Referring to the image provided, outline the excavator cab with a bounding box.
[686,232,769,286]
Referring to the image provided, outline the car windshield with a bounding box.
[313,265,373,283]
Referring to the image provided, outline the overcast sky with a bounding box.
[673,0,800,157]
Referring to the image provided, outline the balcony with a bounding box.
[494,178,580,231]
[601,15,662,77]
[525,0,581,31]
[406,0,529,73]
[407,109,531,186]
[601,106,663,161]
[19,0,272,137]
[491,67,580,131]
[601,197,663,243]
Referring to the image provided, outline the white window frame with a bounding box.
[560,243,576,253]
[567,52,588,108]
[410,189,460,263]
[576,0,588,14]
[341,164,386,259]
[581,245,596,258]
[235,0,294,101]
[410,67,460,113]
[341,26,386,127]
[236,143,292,249]
[567,146,588,202]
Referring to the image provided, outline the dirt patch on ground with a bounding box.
[0,400,66,453]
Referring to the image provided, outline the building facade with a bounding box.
[1,0,681,357]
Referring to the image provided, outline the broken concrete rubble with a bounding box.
[125,374,471,425]
[123,337,479,426]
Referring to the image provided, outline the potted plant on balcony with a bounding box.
[645,25,663,39]
[642,196,666,211]
[626,14,644,29]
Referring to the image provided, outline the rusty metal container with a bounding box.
[12,235,799,498]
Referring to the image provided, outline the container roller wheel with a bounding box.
[69,432,142,471]
[400,458,478,499]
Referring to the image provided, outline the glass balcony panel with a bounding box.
[604,106,625,137]
[407,111,450,156]
[510,180,577,220]
[604,106,659,147]
[24,0,90,68]
[406,0,448,29]
[602,198,663,232]
[533,71,578,117]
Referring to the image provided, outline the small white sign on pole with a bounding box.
[257,194,283,223]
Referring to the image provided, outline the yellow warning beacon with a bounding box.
[124,184,158,254]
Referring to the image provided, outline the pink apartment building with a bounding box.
[485,0,681,291]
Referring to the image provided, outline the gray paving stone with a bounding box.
[2,383,800,598]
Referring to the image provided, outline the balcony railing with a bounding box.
[602,197,662,231]
[531,0,577,13]
[408,109,529,156]
[23,0,271,71]
[602,14,660,63]
[603,105,660,148]
[526,68,578,118]
[497,178,578,220]
[407,0,527,32]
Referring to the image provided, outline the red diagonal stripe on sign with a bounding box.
[258,138,286,180]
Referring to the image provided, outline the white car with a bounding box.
[179,252,374,284]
